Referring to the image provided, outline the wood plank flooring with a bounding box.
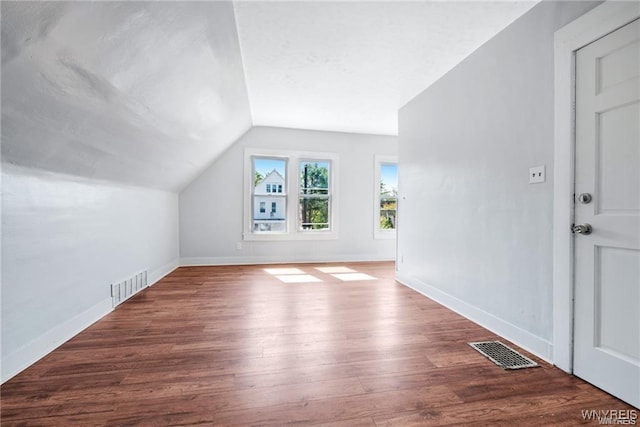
[1,262,634,425]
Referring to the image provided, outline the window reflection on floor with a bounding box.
[330,272,376,281]
[264,265,376,283]
[275,274,322,283]
[314,266,356,274]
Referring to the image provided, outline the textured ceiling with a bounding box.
[1,1,252,191]
[1,1,538,191]
[234,1,538,135]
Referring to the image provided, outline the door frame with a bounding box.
[553,1,640,373]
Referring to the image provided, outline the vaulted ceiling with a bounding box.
[1,1,251,191]
[1,1,537,191]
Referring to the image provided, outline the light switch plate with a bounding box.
[529,166,545,184]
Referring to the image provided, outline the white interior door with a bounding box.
[574,18,640,408]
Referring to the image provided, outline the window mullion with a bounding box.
[289,157,298,233]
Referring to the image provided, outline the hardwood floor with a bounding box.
[1,262,634,426]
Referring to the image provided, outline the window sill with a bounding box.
[374,230,397,240]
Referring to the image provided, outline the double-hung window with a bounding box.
[374,155,398,239]
[244,148,338,240]
[299,160,331,230]
[250,156,287,232]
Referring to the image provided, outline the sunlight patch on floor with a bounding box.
[275,274,322,283]
[331,273,376,281]
[315,266,357,274]
[265,265,375,283]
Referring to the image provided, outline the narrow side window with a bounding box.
[375,156,398,239]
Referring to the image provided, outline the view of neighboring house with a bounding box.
[253,170,286,232]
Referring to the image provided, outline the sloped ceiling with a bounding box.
[1,1,537,191]
[1,1,252,191]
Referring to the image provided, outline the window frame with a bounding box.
[374,155,398,240]
[249,155,288,234]
[298,159,332,231]
[244,148,339,241]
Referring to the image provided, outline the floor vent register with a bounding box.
[469,341,539,370]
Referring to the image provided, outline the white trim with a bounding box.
[553,1,640,373]
[1,258,179,384]
[180,255,395,266]
[396,273,553,364]
[373,155,398,240]
[148,259,180,286]
[244,147,339,241]
[1,298,113,383]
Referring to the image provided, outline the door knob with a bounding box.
[572,223,592,235]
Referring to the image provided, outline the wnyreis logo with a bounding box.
[581,409,637,425]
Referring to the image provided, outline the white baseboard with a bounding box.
[180,254,395,266]
[149,258,179,285]
[395,272,553,364]
[1,258,179,384]
[1,297,113,383]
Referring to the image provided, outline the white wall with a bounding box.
[397,1,600,362]
[180,126,397,264]
[1,164,179,382]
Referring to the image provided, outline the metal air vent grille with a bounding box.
[469,341,539,369]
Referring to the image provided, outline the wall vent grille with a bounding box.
[111,270,148,307]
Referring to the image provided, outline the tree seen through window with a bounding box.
[299,161,330,230]
[379,163,398,230]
